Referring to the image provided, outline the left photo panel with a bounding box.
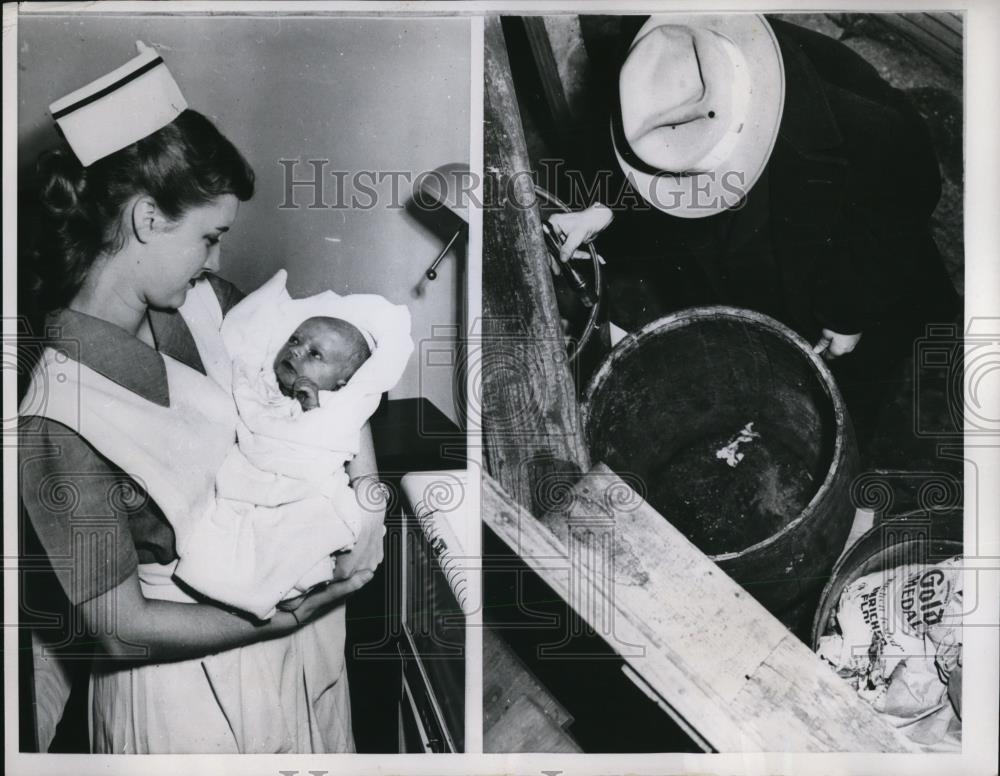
[12,10,473,756]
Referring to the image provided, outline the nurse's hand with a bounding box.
[277,475,387,622]
[813,329,863,361]
[548,203,613,264]
[332,506,386,581]
[278,570,375,627]
[322,474,389,586]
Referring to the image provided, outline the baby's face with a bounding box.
[273,317,367,395]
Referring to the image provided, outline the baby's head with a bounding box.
[273,316,371,396]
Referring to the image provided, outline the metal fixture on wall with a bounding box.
[416,162,470,282]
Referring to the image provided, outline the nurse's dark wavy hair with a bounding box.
[29,109,255,316]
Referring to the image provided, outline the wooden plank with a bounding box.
[483,628,580,753]
[484,473,745,751]
[877,13,962,73]
[522,17,575,134]
[483,467,923,752]
[485,694,582,754]
[540,15,591,124]
[483,15,591,515]
[620,664,713,753]
[521,15,595,168]
[483,627,574,730]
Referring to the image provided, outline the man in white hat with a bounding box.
[549,15,957,442]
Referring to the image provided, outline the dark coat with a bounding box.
[597,17,958,344]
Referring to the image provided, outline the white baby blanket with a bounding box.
[173,269,413,619]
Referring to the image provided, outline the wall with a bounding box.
[18,14,470,424]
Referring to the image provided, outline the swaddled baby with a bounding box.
[274,316,373,410]
[171,270,413,619]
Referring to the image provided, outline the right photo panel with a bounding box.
[481,13,964,753]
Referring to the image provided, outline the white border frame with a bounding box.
[4,2,997,775]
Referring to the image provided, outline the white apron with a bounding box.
[24,280,354,753]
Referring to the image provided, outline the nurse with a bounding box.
[19,42,383,753]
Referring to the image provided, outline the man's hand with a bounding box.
[548,203,613,264]
[813,329,863,361]
[292,376,321,411]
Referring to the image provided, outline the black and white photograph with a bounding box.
[481,11,980,754]
[11,8,472,756]
[4,2,999,776]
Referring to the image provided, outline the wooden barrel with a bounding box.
[811,520,963,650]
[582,307,859,616]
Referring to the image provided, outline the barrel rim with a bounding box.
[580,305,850,562]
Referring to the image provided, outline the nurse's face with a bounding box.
[135,194,240,310]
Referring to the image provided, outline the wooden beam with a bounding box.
[483,15,591,515]
[522,16,592,129]
[521,17,575,137]
[483,467,923,752]
[486,694,581,754]
[876,13,962,74]
[483,628,581,753]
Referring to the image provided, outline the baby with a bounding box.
[274,316,373,411]
[170,270,413,619]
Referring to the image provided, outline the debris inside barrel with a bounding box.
[715,422,761,467]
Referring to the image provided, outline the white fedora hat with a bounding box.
[612,14,784,218]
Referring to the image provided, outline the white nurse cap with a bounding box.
[48,41,188,167]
